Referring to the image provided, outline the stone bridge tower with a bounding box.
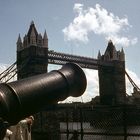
[17,21,48,79]
[98,40,126,105]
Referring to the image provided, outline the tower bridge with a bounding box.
[1,21,140,140]
[1,21,139,106]
[0,21,127,105]
[16,22,127,106]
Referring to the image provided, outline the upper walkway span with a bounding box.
[48,50,112,70]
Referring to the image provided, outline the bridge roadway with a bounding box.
[48,50,113,70]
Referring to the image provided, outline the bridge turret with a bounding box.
[98,40,126,105]
[98,50,101,60]
[17,34,23,51]
[103,40,117,61]
[120,48,125,61]
[37,33,43,47]
[17,21,48,79]
[30,24,37,46]
[43,30,48,48]
[101,40,125,62]
[26,21,38,47]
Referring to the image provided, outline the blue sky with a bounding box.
[0,0,140,101]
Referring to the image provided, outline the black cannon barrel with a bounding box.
[0,63,87,125]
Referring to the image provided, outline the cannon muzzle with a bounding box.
[0,63,87,125]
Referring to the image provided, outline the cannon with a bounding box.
[0,63,87,125]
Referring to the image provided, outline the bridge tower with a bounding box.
[17,21,48,79]
[98,40,126,105]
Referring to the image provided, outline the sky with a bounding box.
[0,0,140,102]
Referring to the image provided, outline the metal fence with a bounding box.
[58,105,140,140]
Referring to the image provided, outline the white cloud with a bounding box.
[73,3,83,13]
[84,69,99,97]
[106,35,138,47]
[63,3,137,47]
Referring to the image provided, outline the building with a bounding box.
[17,21,48,79]
[98,40,126,105]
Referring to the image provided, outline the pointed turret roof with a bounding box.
[27,21,38,43]
[30,26,36,37]
[17,34,22,44]
[31,20,34,25]
[17,34,23,51]
[98,50,101,59]
[121,47,124,54]
[21,21,48,48]
[119,47,125,61]
[43,30,48,40]
[104,40,116,59]
[43,30,48,48]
